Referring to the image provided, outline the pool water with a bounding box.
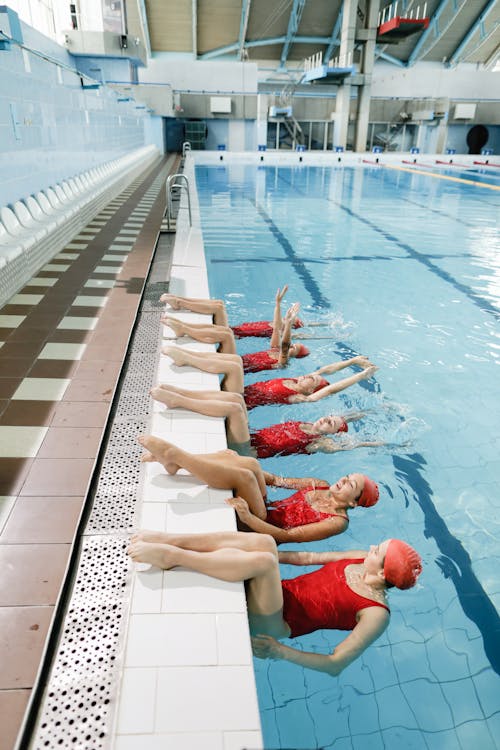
[195,162,500,750]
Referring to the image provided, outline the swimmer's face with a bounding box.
[296,374,322,394]
[364,540,391,575]
[313,415,346,434]
[331,473,365,506]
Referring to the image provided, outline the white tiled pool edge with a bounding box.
[113,155,263,750]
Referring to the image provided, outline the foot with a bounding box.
[160,293,182,310]
[150,386,181,409]
[137,435,181,474]
[161,345,188,366]
[161,315,186,337]
[130,529,172,544]
[128,540,178,569]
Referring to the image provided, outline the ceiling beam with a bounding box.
[375,47,407,66]
[324,5,343,64]
[407,0,463,66]
[238,0,252,59]
[199,34,332,60]
[279,0,308,70]
[447,0,498,66]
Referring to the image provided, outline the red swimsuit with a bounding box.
[251,421,319,458]
[231,318,304,338]
[244,377,329,410]
[282,558,390,638]
[266,488,347,530]
[241,350,280,373]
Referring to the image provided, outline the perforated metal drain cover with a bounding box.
[29,166,175,750]
[33,536,130,750]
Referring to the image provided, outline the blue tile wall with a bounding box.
[0,19,157,207]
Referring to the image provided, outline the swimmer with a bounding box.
[161,285,305,338]
[137,436,379,543]
[243,357,377,408]
[162,302,308,376]
[162,302,307,373]
[249,415,384,458]
[128,532,422,676]
[148,386,377,457]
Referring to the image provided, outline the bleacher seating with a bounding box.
[0,145,159,306]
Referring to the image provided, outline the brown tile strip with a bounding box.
[0,690,31,750]
[0,606,54,689]
[0,497,85,543]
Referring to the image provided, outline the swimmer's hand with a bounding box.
[225,495,251,522]
[251,634,283,660]
[362,365,379,379]
[276,285,288,304]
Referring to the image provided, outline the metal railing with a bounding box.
[165,173,191,230]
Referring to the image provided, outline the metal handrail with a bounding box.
[182,141,192,158]
[165,173,191,229]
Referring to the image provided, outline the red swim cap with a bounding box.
[384,539,422,590]
[337,419,348,433]
[293,344,310,358]
[357,476,379,507]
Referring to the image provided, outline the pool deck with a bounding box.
[112,155,263,750]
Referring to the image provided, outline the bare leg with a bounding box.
[128,532,286,629]
[138,435,266,517]
[161,317,237,354]
[156,384,247,410]
[162,345,244,393]
[149,390,250,444]
[160,295,229,326]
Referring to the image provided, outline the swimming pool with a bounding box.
[195,160,500,750]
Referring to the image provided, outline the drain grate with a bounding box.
[33,536,130,750]
[29,165,176,750]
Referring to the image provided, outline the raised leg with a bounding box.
[162,346,244,393]
[160,295,229,326]
[128,531,286,628]
[138,435,266,518]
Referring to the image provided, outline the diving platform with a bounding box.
[377,15,429,43]
[302,64,356,84]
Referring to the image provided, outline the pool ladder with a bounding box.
[162,173,192,233]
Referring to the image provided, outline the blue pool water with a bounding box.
[195,162,500,750]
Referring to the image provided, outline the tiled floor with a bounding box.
[0,153,177,750]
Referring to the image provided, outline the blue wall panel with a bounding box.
[0,20,156,207]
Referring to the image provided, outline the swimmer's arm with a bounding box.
[263,471,330,490]
[270,285,288,348]
[279,549,368,565]
[226,498,347,543]
[307,438,385,454]
[313,356,372,377]
[252,609,389,675]
[277,302,300,366]
[298,368,377,403]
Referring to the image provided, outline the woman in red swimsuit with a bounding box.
[161,301,309,373]
[128,531,422,675]
[249,415,384,459]
[244,356,376,408]
[161,285,305,337]
[137,435,380,543]
[149,381,377,457]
